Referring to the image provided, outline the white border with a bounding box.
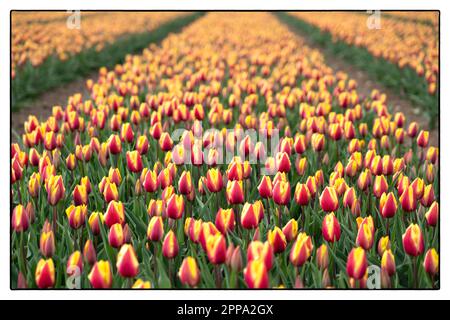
[0,0,447,300]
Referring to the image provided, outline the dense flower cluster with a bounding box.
[11,12,439,289]
[289,12,439,95]
[11,11,189,77]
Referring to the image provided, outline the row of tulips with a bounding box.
[11,12,439,289]
[11,11,189,78]
[288,12,439,96]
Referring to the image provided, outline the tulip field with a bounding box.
[11,12,439,289]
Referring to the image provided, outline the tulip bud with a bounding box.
[320,187,339,212]
[346,247,367,280]
[228,246,243,272]
[402,224,425,257]
[88,260,113,288]
[162,230,179,259]
[35,258,55,288]
[73,184,88,206]
[423,248,439,276]
[103,181,119,203]
[322,212,341,243]
[289,232,313,267]
[275,152,291,173]
[421,184,435,207]
[178,256,200,287]
[116,244,139,278]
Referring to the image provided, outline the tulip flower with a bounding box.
[83,239,97,266]
[377,236,391,256]
[88,211,104,236]
[116,244,139,278]
[206,168,223,193]
[290,232,313,267]
[166,194,184,220]
[379,192,397,218]
[126,151,143,173]
[88,260,113,289]
[356,216,374,250]
[399,186,417,212]
[206,233,227,265]
[275,152,291,173]
[417,130,429,148]
[402,224,425,257]
[104,200,125,228]
[410,177,424,199]
[215,208,235,234]
[40,225,55,258]
[142,169,159,193]
[226,180,244,204]
[423,248,439,277]
[240,202,260,229]
[12,204,29,233]
[132,279,151,289]
[282,219,298,242]
[178,171,193,195]
[103,181,119,203]
[316,244,329,270]
[45,175,65,206]
[66,204,87,229]
[272,180,290,206]
[346,247,367,280]
[268,227,287,253]
[178,256,201,287]
[319,187,339,212]
[28,172,41,198]
[294,183,310,206]
[258,176,273,198]
[109,223,124,248]
[73,184,88,205]
[381,249,396,277]
[162,230,179,259]
[67,251,83,276]
[247,241,274,270]
[35,258,55,289]
[421,184,435,207]
[244,259,269,289]
[322,212,341,243]
[373,175,388,198]
[425,201,438,227]
[147,216,164,241]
